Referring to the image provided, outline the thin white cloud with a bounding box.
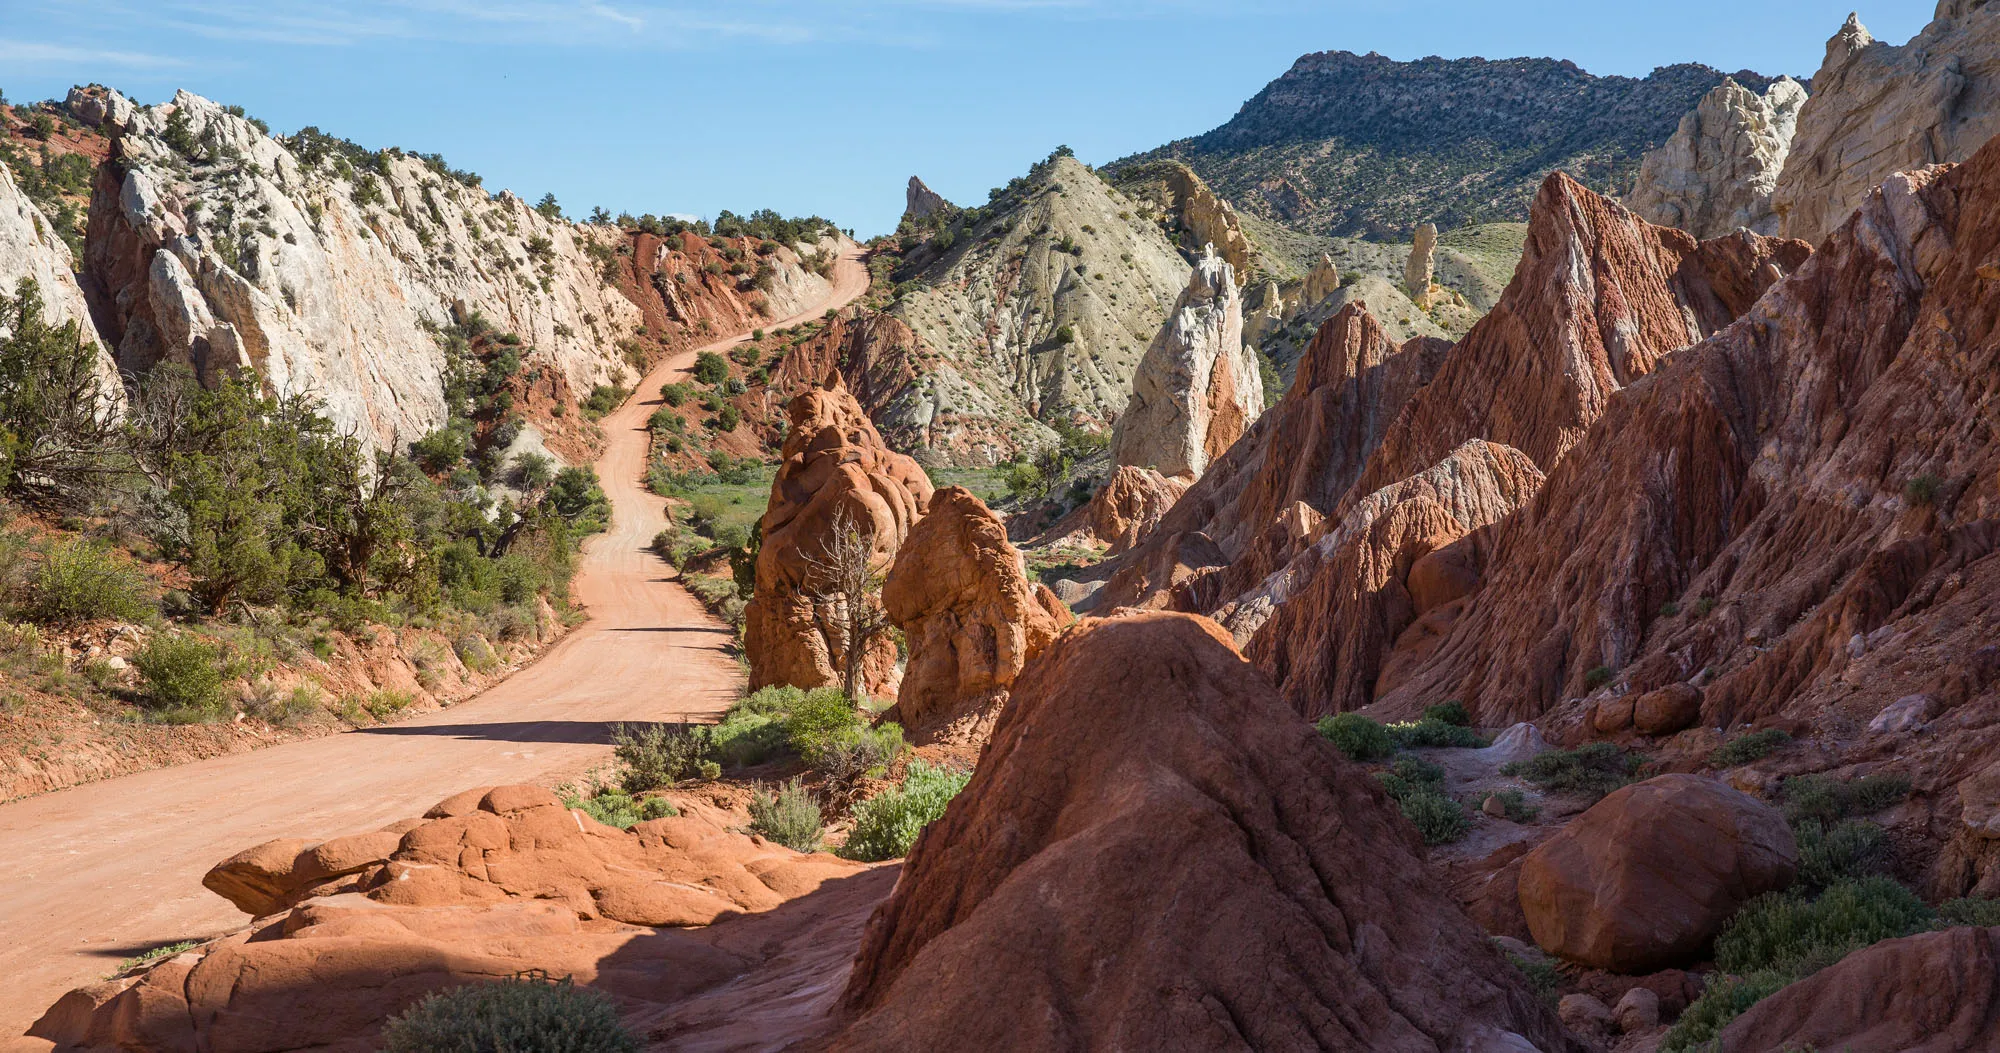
[0,38,189,68]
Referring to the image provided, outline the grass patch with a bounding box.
[1317,712,1394,761]
[1780,773,1910,826]
[748,778,823,852]
[1485,788,1539,822]
[1388,717,1487,749]
[1939,896,2000,926]
[1499,742,1641,799]
[564,789,675,829]
[1375,756,1469,845]
[380,973,638,1053]
[133,634,227,717]
[106,939,199,979]
[1504,951,1560,1004]
[838,760,971,862]
[1710,728,1791,768]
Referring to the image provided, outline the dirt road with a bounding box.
[0,245,871,1039]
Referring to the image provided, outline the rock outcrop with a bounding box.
[828,612,1582,1053]
[904,176,951,223]
[1086,465,1190,553]
[1162,163,1252,281]
[30,784,862,1051]
[1716,925,2000,1051]
[1111,245,1265,479]
[1518,775,1798,972]
[80,90,648,450]
[1774,4,2000,242]
[1303,252,1341,304]
[1627,76,1806,238]
[1404,221,1438,300]
[882,487,1070,742]
[0,158,117,387]
[745,380,934,696]
[1240,439,1546,716]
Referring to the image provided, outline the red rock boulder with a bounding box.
[1086,464,1189,553]
[1519,774,1798,972]
[745,377,933,696]
[827,612,1584,1052]
[883,486,1072,743]
[1716,925,2000,1052]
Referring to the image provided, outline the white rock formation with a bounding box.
[1111,245,1265,479]
[1627,77,1807,238]
[1303,253,1341,306]
[1774,3,2000,241]
[1404,222,1438,302]
[905,176,951,222]
[0,159,119,391]
[85,89,646,449]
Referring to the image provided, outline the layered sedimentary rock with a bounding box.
[1627,76,1806,238]
[1162,163,1252,281]
[1775,4,2000,242]
[1111,246,1265,479]
[1518,775,1798,972]
[1241,439,1545,717]
[30,784,860,1051]
[828,612,1582,1053]
[1404,221,1438,300]
[1100,303,1449,611]
[0,158,117,386]
[1303,252,1341,304]
[1371,127,2000,768]
[745,380,934,696]
[1086,465,1190,553]
[882,487,1071,742]
[904,176,951,222]
[1717,925,2000,1052]
[1348,172,1810,502]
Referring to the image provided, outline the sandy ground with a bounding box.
[0,245,871,1040]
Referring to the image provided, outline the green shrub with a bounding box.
[1504,951,1560,1003]
[709,711,788,768]
[1317,712,1394,761]
[565,789,675,829]
[379,973,638,1053]
[1711,728,1791,768]
[1660,971,1791,1052]
[22,539,153,626]
[1780,773,1911,827]
[1794,819,1890,894]
[1905,473,1942,506]
[1583,665,1614,689]
[1716,877,1934,976]
[839,761,971,862]
[714,405,741,432]
[1485,789,1539,822]
[1939,896,2000,927]
[1500,743,1640,798]
[133,634,226,715]
[748,779,822,852]
[1388,718,1488,749]
[1422,701,1471,726]
[690,351,729,385]
[1374,756,1468,844]
[659,382,690,407]
[612,721,717,791]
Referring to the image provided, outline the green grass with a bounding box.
[106,939,199,979]
[1499,743,1641,799]
[564,789,675,829]
[662,468,774,540]
[1711,728,1791,768]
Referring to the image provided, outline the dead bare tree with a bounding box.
[798,503,891,703]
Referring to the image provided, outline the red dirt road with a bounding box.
[0,245,871,1040]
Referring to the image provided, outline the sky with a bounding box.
[1,0,1933,237]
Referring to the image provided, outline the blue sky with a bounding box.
[2,1,1931,236]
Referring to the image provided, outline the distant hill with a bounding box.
[1115,51,1782,239]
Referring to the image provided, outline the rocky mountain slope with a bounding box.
[779,153,1192,464]
[1119,51,1781,239]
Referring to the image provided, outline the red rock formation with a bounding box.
[827,612,1583,1053]
[1348,174,1811,504]
[1518,775,1797,972]
[1241,439,1546,718]
[882,487,1072,743]
[1098,303,1450,609]
[1085,465,1189,553]
[1716,925,2000,1052]
[1371,134,2000,761]
[745,379,933,696]
[29,784,861,1051]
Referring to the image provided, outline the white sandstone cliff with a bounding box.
[1111,245,1265,479]
[1627,76,1806,238]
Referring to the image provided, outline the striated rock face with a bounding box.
[1162,163,1252,281]
[1099,303,1448,612]
[29,784,861,1052]
[904,176,951,223]
[1775,4,2000,242]
[1627,76,1806,238]
[1111,245,1265,479]
[1403,221,1438,300]
[1717,925,2000,1052]
[82,89,644,449]
[882,487,1071,742]
[745,380,934,696]
[828,612,1583,1053]
[0,158,118,387]
[1241,439,1545,717]
[1086,465,1191,553]
[1370,131,2000,741]
[1348,172,1810,503]
[1518,775,1797,972]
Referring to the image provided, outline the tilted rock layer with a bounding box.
[882,487,1071,742]
[1627,76,1807,238]
[1111,245,1265,479]
[745,380,934,696]
[828,612,1582,1053]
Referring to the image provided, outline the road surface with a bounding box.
[0,244,870,1039]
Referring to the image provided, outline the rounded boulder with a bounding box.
[1518,773,1797,972]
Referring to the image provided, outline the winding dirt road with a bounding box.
[0,245,870,1040]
